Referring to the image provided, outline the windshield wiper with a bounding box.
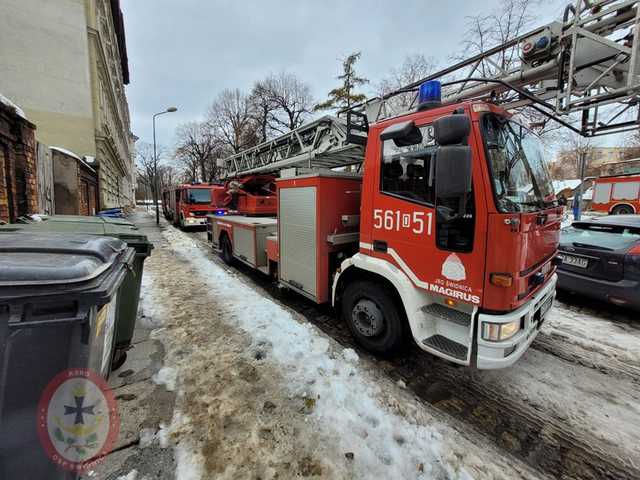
[572,242,614,251]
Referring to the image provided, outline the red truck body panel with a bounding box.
[277,173,361,303]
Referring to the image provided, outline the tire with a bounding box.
[341,280,407,355]
[611,204,634,215]
[220,234,234,266]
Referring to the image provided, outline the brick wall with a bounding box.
[0,103,38,223]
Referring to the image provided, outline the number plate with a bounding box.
[559,253,589,268]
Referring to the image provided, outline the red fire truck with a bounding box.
[207,1,640,368]
[590,173,640,214]
[163,183,226,229]
[209,99,562,369]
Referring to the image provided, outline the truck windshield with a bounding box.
[186,189,212,204]
[482,114,556,213]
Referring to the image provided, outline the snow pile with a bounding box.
[0,93,27,119]
[174,441,204,480]
[152,366,178,392]
[161,226,473,479]
[116,470,143,480]
[50,146,82,161]
[139,423,171,449]
[138,267,166,329]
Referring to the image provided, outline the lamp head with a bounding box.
[166,107,178,113]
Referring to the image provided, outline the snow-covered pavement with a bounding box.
[99,210,640,480]
[131,212,544,479]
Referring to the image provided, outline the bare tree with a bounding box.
[174,121,222,182]
[455,0,564,136]
[551,130,594,179]
[250,72,314,141]
[377,54,438,112]
[136,142,167,212]
[206,89,257,154]
[158,164,180,191]
[250,81,277,143]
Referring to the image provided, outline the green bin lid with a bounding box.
[0,216,152,253]
[0,232,127,286]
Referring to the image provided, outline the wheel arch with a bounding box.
[609,202,637,214]
[333,254,428,328]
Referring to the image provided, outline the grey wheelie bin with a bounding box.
[0,232,134,480]
[0,215,153,370]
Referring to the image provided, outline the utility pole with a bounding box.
[573,150,587,221]
[152,107,178,225]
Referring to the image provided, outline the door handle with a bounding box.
[373,240,388,252]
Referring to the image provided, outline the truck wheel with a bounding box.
[341,281,406,355]
[220,234,234,265]
[612,204,634,215]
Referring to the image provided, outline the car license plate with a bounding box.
[560,254,589,268]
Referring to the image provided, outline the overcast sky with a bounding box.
[121,0,567,149]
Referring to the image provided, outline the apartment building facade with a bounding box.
[0,0,136,208]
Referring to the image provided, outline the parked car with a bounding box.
[557,215,640,310]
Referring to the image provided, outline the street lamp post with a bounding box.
[152,107,177,225]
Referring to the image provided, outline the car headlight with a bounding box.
[482,320,520,342]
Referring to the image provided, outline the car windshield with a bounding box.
[563,224,640,251]
[186,188,211,204]
[482,114,556,213]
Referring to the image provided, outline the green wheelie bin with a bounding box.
[0,215,153,370]
[0,232,134,479]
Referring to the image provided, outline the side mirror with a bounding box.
[435,145,472,199]
[433,114,470,145]
[380,120,423,147]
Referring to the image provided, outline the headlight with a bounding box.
[482,320,520,341]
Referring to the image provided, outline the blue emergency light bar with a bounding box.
[418,80,442,110]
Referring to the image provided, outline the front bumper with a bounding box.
[476,274,557,369]
[184,216,207,227]
[557,269,640,310]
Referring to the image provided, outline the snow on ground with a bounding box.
[138,265,167,329]
[141,222,540,479]
[546,300,640,367]
[152,366,178,392]
[160,228,462,479]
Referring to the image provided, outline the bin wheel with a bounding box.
[111,350,127,371]
[341,280,407,355]
[220,234,234,266]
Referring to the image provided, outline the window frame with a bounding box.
[378,123,437,208]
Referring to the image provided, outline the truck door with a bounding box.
[363,120,484,307]
[358,115,487,364]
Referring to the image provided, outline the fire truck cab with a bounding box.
[335,100,561,369]
[163,183,225,229]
